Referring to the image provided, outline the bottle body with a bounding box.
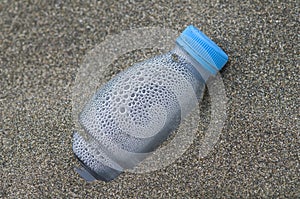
[72,25,228,182]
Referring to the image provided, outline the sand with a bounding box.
[0,0,299,198]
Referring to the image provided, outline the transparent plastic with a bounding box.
[72,25,228,182]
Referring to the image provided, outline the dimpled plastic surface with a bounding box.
[72,51,205,179]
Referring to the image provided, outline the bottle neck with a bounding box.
[173,45,213,82]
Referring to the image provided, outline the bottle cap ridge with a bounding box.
[176,25,228,74]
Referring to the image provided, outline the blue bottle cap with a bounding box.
[176,25,228,75]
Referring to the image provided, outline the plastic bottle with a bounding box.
[72,25,228,182]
